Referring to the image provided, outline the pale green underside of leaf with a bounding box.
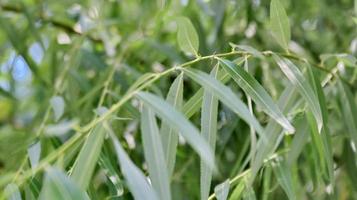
[70,124,106,190]
[218,58,294,133]
[5,183,22,200]
[214,179,230,200]
[273,55,322,132]
[136,92,215,169]
[182,68,265,137]
[177,16,199,56]
[271,159,296,200]
[160,73,183,177]
[270,0,291,50]
[110,134,159,200]
[141,106,171,200]
[200,66,219,200]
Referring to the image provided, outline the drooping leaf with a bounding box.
[273,55,322,131]
[141,106,171,200]
[229,43,264,59]
[270,0,291,50]
[218,58,294,133]
[176,17,199,56]
[214,180,230,200]
[39,168,89,200]
[136,92,215,169]
[160,73,184,177]
[200,66,219,200]
[109,133,159,200]
[70,124,106,190]
[182,68,264,137]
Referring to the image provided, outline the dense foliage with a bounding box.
[0,0,357,199]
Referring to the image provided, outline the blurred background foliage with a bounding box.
[0,0,356,199]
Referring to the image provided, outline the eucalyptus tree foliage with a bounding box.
[0,0,356,200]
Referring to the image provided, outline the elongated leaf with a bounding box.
[250,84,298,184]
[273,55,322,131]
[141,106,171,200]
[218,58,294,133]
[270,0,291,50]
[5,183,22,200]
[136,92,215,169]
[28,140,41,169]
[183,58,245,119]
[201,66,219,200]
[214,180,230,200]
[160,73,184,177]
[339,82,357,147]
[271,158,295,200]
[98,152,124,197]
[39,168,89,200]
[229,180,245,200]
[307,65,333,182]
[109,133,159,200]
[71,124,106,190]
[243,186,256,200]
[176,17,199,56]
[50,96,65,122]
[182,68,264,137]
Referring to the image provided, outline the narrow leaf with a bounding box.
[39,168,89,200]
[71,124,106,190]
[271,158,296,200]
[218,58,294,133]
[200,66,219,200]
[141,106,171,200]
[182,68,264,137]
[109,133,159,200]
[273,55,322,131]
[50,96,65,122]
[27,140,41,169]
[136,92,215,169]
[160,73,184,177]
[176,17,199,56]
[214,180,230,200]
[270,0,291,50]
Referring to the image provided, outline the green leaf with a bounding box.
[136,92,215,169]
[218,58,294,133]
[182,68,264,137]
[50,96,65,122]
[109,133,159,200]
[200,66,219,200]
[176,17,199,56]
[242,186,256,200]
[270,0,291,50]
[70,124,106,190]
[182,58,245,119]
[5,183,22,200]
[39,168,89,200]
[271,158,296,200]
[214,180,230,200]
[160,73,184,177]
[98,153,124,197]
[141,106,171,200]
[229,181,245,200]
[273,55,322,131]
[339,82,357,148]
[27,140,41,169]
